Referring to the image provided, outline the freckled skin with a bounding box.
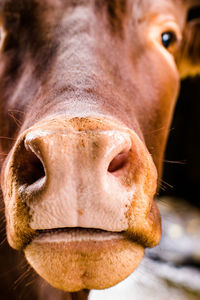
[0,0,200,299]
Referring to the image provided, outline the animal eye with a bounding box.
[161,31,176,49]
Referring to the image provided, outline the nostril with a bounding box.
[108,151,129,173]
[22,148,45,186]
[15,141,46,187]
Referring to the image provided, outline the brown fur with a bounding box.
[0,0,200,299]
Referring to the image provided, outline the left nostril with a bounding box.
[108,151,129,173]
[21,147,46,186]
[14,139,46,188]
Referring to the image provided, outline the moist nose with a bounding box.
[3,117,159,249]
[15,129,133,195]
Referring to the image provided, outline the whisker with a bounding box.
[158,198,171,207]
[164,159,186,165]
[158,179,173,193]
[13,265,32,289]
[24,274,38,288]
[0,152,9,163]
[160,179,173,189]
[0,216,6,223]
[0,136,16,141]
[159,183,167,192]
[0,152,8,156]
[8,112,22,128]
[8,109,25,115]
[149,126,166,134]
[149,126,174,135]
[0,219,6,226]
[0,236,7,247]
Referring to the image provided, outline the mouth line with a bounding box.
[34,227,128,243]
[36,227,125,236]
[38,226,123,232]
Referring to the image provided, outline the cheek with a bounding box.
[149,45,180,103]
[133,49,180,174]
[152,50,180,131]
[136,47,180,126]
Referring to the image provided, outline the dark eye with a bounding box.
[161,31,176,48]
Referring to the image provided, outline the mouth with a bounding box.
[35,227,127,243]
[25,226,145,291]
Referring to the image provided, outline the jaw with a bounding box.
[24,228,144,292]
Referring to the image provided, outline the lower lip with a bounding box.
[25,228,144,291]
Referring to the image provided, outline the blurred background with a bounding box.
[90,76,200,299]
[161,76,200,206]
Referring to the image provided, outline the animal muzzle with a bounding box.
[2,116,161,250]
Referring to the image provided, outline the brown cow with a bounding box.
[0,0,200,299]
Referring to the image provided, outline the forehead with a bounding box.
[131,0,185,24]
[0,0,188,43]
[0,0,184,16]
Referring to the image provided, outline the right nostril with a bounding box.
[16,142,46,187]
[108,151,129,173]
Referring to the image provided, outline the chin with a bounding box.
[25,228,144,291]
